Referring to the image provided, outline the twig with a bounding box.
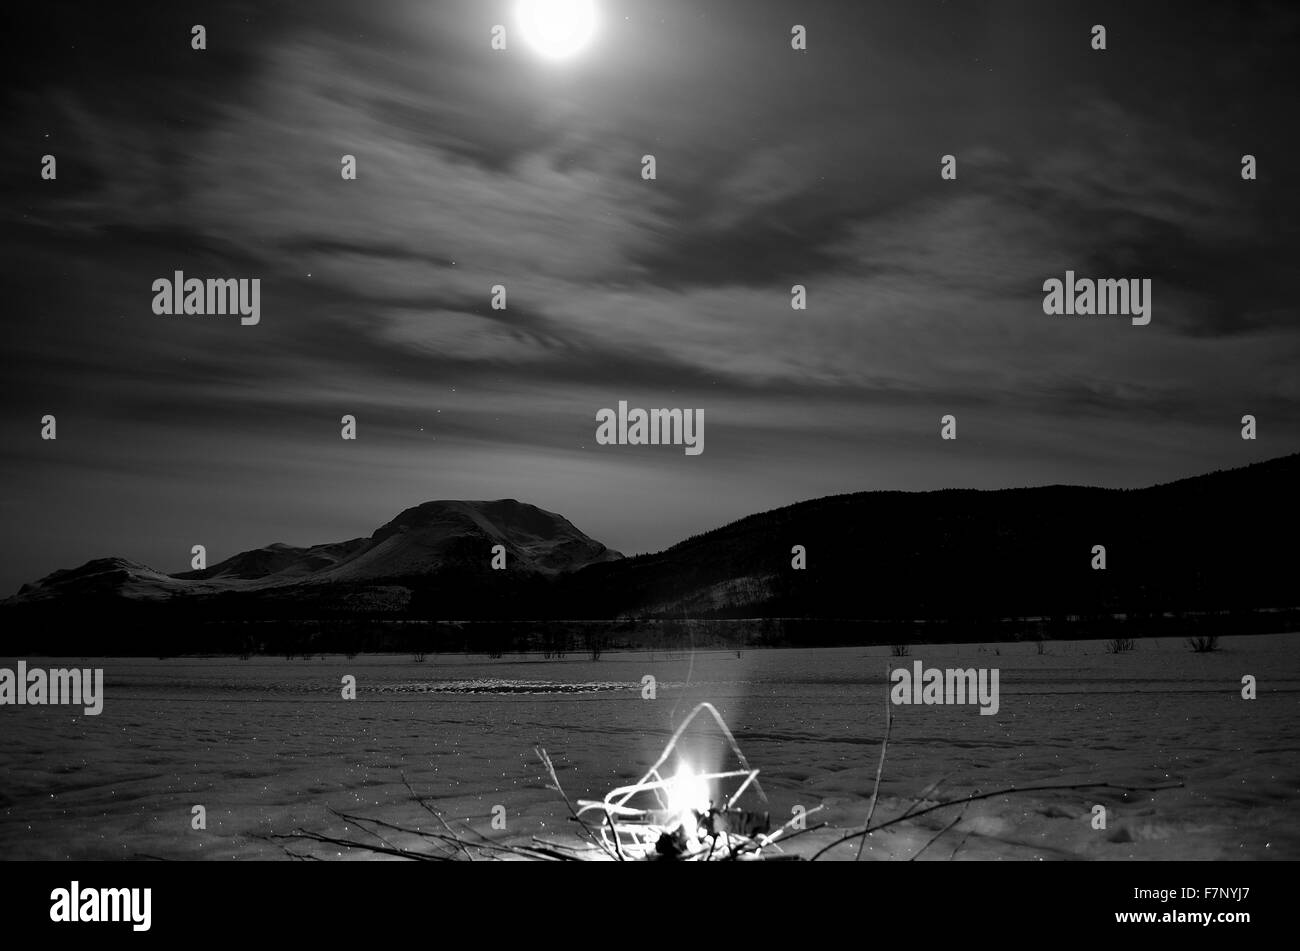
[810,780,1183,861]
[268,829,451,861]
[537,746,618,860]
[329,809,459,856]
[899,775,949,821]
[330,808,407,856]
[532,836,597,856]
[909,803,969,861]
[604,809,625,861]
[401,771,474,861]
[948,834,969,861]
[856,667,893,861]
[734,820,828,857]
[754,804,826,849]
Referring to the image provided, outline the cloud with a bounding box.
[2,0,1299,593]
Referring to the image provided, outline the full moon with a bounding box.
[516,0,597,60]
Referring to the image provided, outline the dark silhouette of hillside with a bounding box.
[4,454,1297,653]
[565,453,1298,621]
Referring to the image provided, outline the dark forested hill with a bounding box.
[5,455,1296,652]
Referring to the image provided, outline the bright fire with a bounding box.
[666,762,711,837]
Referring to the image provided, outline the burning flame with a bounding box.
[666,762,711,838]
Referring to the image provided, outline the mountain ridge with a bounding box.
[5,454,1297,627]
[9,499,622,605]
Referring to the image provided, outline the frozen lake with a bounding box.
[2,634,1297,860]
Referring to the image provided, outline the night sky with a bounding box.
[2,0,1298,594]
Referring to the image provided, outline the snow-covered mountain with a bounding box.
[7,499,621,605]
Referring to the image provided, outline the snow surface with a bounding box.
[1,634,1295,860]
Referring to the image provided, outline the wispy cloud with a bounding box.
[2,0,1298,591]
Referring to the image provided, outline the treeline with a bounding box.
[6,607,1297,657]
